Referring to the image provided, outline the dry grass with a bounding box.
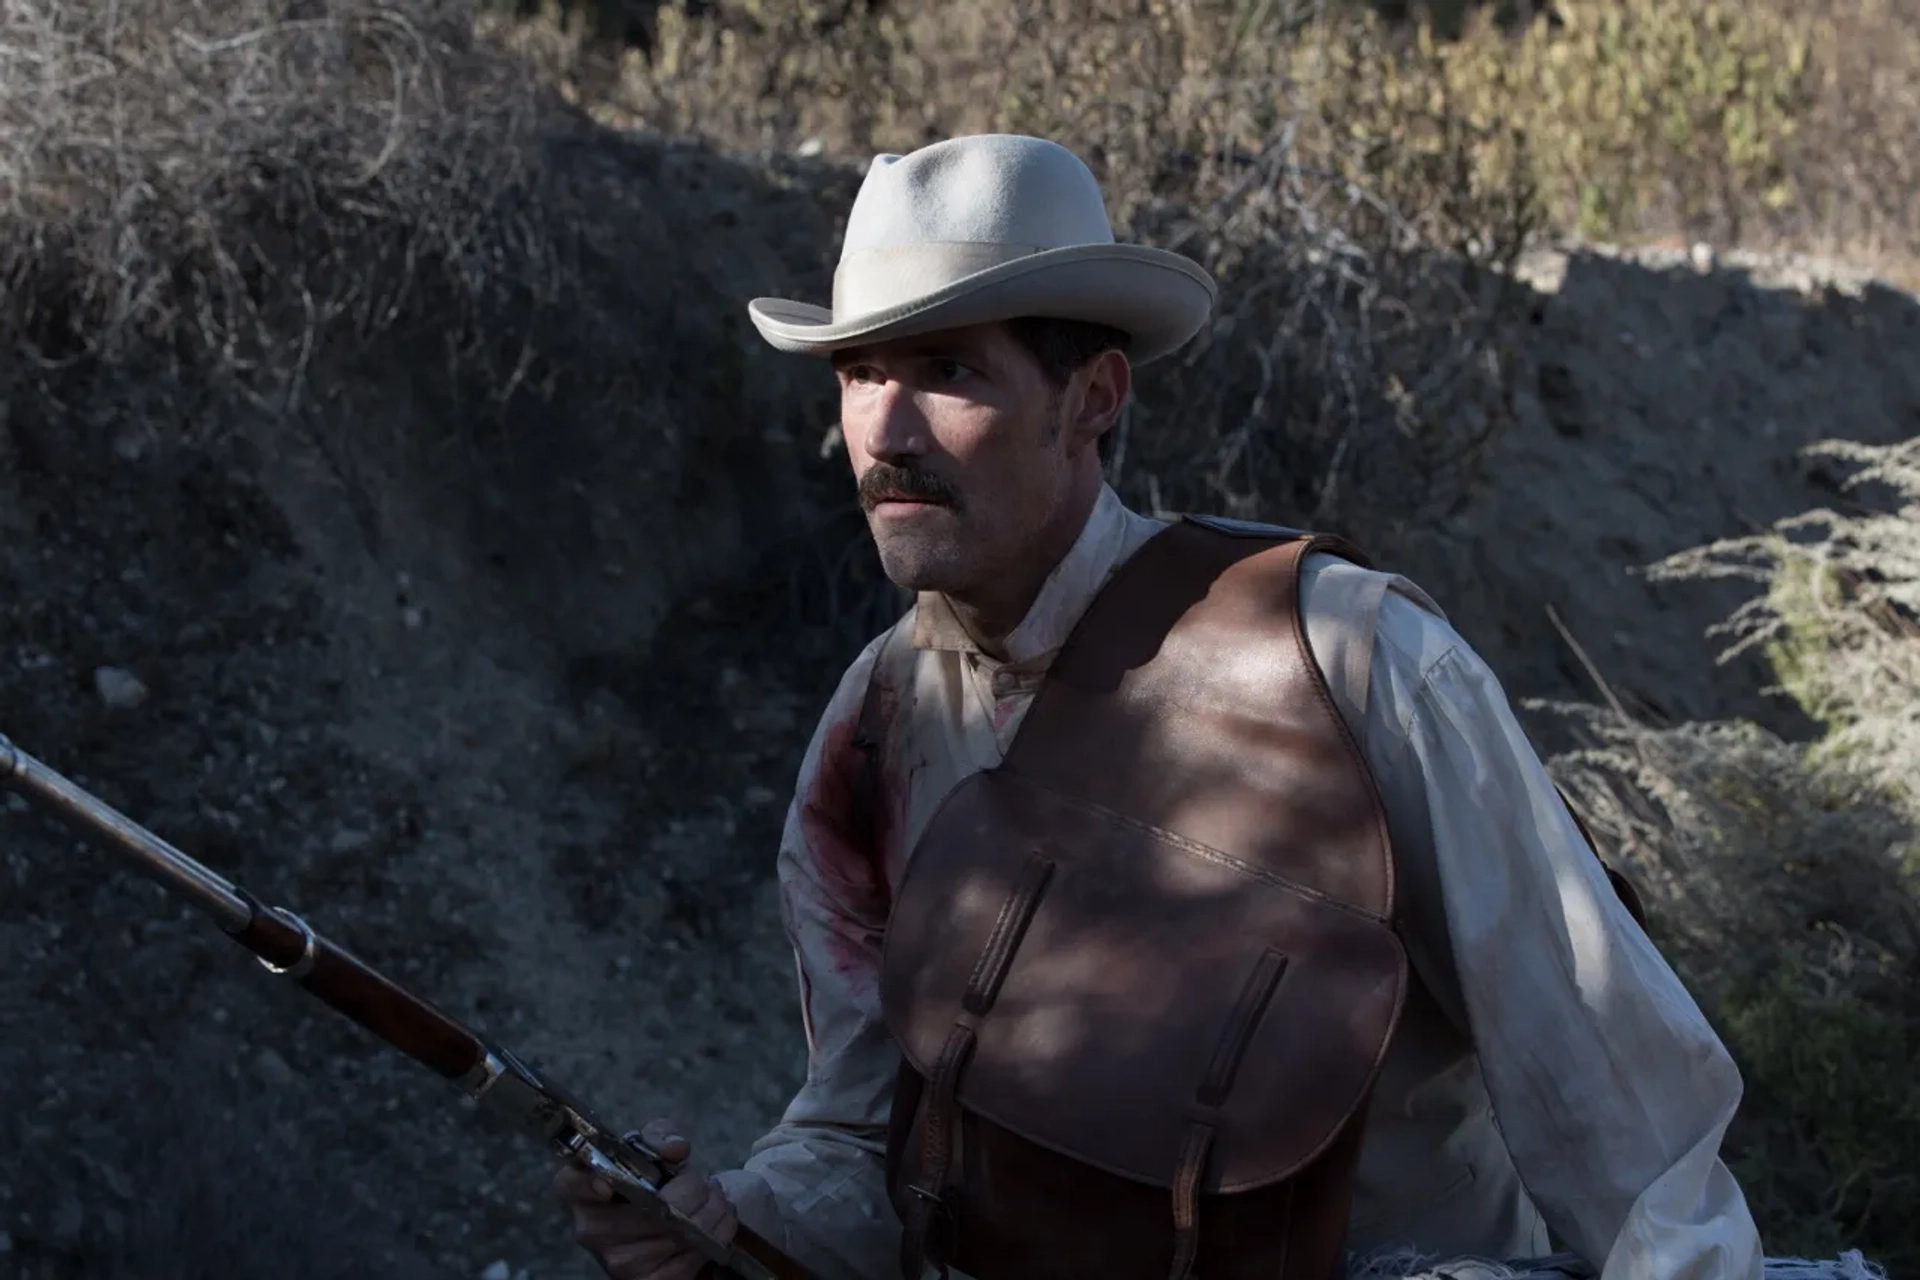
[1647,438,1920,774]
[1543,439,1920,1268]
[1426,0,1920,285]
[513,0,1920,532]
[508,0,1550,543]
[0,0,561,404]
[546,0,1920,269]
[1764,0,1920,281]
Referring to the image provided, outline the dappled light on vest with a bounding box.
[878,523,1406,1279]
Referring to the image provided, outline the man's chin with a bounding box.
[871,531,974,596]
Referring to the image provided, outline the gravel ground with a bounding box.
[0,405,839,1278]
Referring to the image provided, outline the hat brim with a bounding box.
[747,243,1216,366]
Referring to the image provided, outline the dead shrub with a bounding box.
[556,0,1545,546]
[518,0,1918,532]
[0,0,558,401]
[0,0,857,662]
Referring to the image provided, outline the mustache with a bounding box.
[858,462,961,512]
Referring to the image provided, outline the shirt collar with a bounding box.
[911,484,1167,667]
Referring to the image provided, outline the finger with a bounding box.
[553,1164,615,1205]
[685,1177,737,1240]
[659,1169,715,1217]
[638,1118,692,1164]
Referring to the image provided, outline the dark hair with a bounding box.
[1001,316,1132,463]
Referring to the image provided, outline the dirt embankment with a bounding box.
[1401,245,1920,746]
[0,110,864,1275]
[2,78,1917,1280]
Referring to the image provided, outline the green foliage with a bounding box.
[1719,955,1920,1264]
[1552,711,1920,1270]
[1438,0,1812,239]
[1554,438,1920,1269]
[1715,457,1920,1267]
[1760,550,1855,734]
[539,0,1919,263]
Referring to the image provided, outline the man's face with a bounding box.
[832,323,1115,601]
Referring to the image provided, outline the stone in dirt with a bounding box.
[254,1048,296,1087]
[93,666,149,710]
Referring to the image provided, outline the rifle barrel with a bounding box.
[1,732,487,1080]
[0,733,252,933]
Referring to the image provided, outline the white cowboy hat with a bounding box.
[747,134,1217,366]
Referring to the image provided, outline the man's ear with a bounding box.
[1068,349,1132,455]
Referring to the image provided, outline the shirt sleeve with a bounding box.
[1370,590,1766,1279]
[712,631,907,1280]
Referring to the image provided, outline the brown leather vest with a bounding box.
[875,519,1407,1280]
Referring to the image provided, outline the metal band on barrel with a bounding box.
[257,906,319,980]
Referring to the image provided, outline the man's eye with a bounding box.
[934,360,968,383]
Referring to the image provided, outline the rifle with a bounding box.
[0,732,818,1280]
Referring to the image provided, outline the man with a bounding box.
[555,134,1765,1280]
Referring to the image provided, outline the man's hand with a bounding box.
[553,1119,740,1280]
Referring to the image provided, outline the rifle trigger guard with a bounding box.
[257,906,318,980]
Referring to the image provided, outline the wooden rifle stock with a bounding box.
[228,884,489,1079]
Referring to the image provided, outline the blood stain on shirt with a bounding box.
[797,673,902,981]
[992,696,1020,734]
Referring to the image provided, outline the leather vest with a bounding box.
[874,519,1407,1280]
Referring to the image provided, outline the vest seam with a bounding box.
[1000,768,1393,926]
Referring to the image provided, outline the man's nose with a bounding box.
[851,381,928,462]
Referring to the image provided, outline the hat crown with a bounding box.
[841,134,1117,257]
[746,132,1214,366]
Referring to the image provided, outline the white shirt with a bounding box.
[715,485,1765,1280]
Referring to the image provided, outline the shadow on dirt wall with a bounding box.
[1385,246,1920,750]
[0,121,861,1276]
[2,147,1917,1274]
